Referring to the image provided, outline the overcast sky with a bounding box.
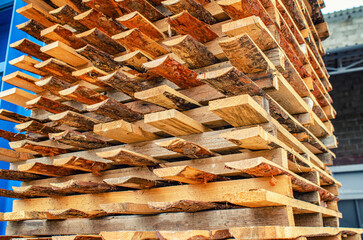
[322,0,363,13]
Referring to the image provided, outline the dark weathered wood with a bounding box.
[116,11,165,42]
[0,109,40,124]
[99,70,151,97]
[86,98,143,122]
[49,130,111,149]
[16,20,51,44]
[76,45,122,72]
[74,9,124,37]
[0,169,44,182]
[10,140,71,157]
[41,24,87,49]
[49,111,102,131]
[113,29,169,59]
[96,148,162,166]
[168,11,218,43]
[59,85,109,105]
[76,28,125,55]
[35,58,79,83]
[162,0,216,24]
[156,138,214,158]
[10,39,51,61]
[83,0,126,19]
[51,180,116,194]
[18,162,77,177]
[0,130,27,142]
[49,5,89,32]
[115,0,164,22]
[15,120,62,136]
[53,156,109,175]
[143,55,202,89]
[26,96,81,114]
[35,76,73,97]
[163,35,219,69]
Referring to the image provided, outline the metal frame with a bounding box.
[324,44,363,75]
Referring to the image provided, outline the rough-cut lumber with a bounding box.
[59,85,108,105]
[46,209,106,220]
[52,235,101,240]
[143,55,202,89]
[40,41,89,67]
[100,231,157,240]
[49,130,110,149]
[76,45,122,72]
[0,109,39,124]
[96,148,162,166]
[72,66,109,88]
[134,85,201,110]
[156,230,232,240]
[2,71,44,93]
[156,138,214,158]
[113,29,169,59]
[35,58,79,83]
[0,88,36,108]
[115,0,164,22]
[35,76,73,97]
[49,111,102,131]
[145,109,211,136]
[0,148,34,163]
[10,140,71,156]
[9,55,48,76]
[12,175,293,212]
[0,129,30,142]
[94,119,159,143]
[10,39,51,61]
[74,9,124,37]
[162,0,216,24]
[41,24,86,49]
[116,12,165,42]
[114,51,152,72]
[15,120,62,136]
[163,35,219,69]
[54,0,90,13]
[16,3,60,27]
[18,162,76,177]
[100,202,162,215]
[76,28,125,56]
[50,180,116,194]
[86,98,143,122]
[83,0,125,19]
[0,189,28,199]
[53,156,109,175]
[16,20,51,44]
[4,211,48,221]
[49,5,89,32]
[154,165,228,184]
[168,11,218,43]
[26,96,81,114]
[13,185,66,197]
[0,169,42,181]
[104,176,161,189]
[99,70,151,97]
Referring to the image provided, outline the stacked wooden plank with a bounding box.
[0,0,360,239]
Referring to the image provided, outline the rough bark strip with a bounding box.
[49,5,89,32]
[16,20,52,44]
[0,130,27,142]
[49,130,111,149]
[103,176,162,189]
[41,24,87,49]
[50,180,116,194]
[0,169,44,182]
[83,0,125,19]
[114,51,152,72]
[0,109,40,124]
[35,58,79,83]
[156,138,214,158]
[96,148,162,166]
[15,120,62,136]
[26,96,81,114]
[53,156,109,175]
[10,39,51,61]
[115,0,164,22]
[16,3,61,28]
[59,85,109,105]
[72,67,109,88]
[49,111,102,131]
[10,140,71,157]
[18,162,77,177]
[35,76,74,97]
[13,185,67,197]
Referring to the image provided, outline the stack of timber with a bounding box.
[0,0,360,239]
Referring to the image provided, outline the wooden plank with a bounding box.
[49,111,102,131]
[53,156,109,175]
[83,0,125,19]
[13,185,67,197]
[163,35,219,69]
[144,109,211,136]
[17,162,77,177]
[15,120,61,136]
[58,85,108,105]
[49,5,89,32]
[0,109,39,124]
[4,211,47,221]
[0,130,27,142]
[40,41,89,67]
[156,231,232,240]
[168,11,218,43]
[113,29,169,59]
[10,39,51,61]
[0,169,43,181]
[100,232,157,240]
[0,88,36,108]
[50,180,116,194]
[16,20,51,44]
[115,0,164,22]
[0,149,34,164]
[10,140,71,156]
[27,96,81,114]
[96,149,162,166]
[35,76,73,97]
[72,66,109,88]
[49,130,110,149]
[2,71,44,93]
[114,51,152,72]
[16,3,60,28]
[9,55,48,76]
[104,176,161,189]
[46,209,106,220]
[94,119,159,143]
[134,85,201,111]
[34,58,79,84]
[41,24,86,49]
[143,55,202,89]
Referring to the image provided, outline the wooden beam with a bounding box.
[15,120,61,136]
[59,85,108,105]
[86,98,143,122]
[76,45,122,72]
[49,130,111,149]
[76,28,125,55]
[134,85,201,110]
[116,12,165,42]
[0,88,36,108]
[0,109,39,124]
[113,29,169,59]
[16,20,51,44]
[16,3,60,28]
[103,176,161,189]
[35,76,73,97]
[96,148,162,166]
[83,0,125,19]
[18,162,77,177]
[163,35,219,69]
[10,140,71,156]
[50,180,115,194]
[10,39,51,61]
[168,11,218,43]
[74,9,124,37]
[115,0,164,22]
[94,119,159,143]
[2,71,44,93]
[156,138,214,158]
[49,5,89,32]
[9,55,48,76]
[26,96,81,114]
[143,55,202,89]
[49,111,102,131]
[144,109,211,136]
[41,24,87,49]
[53,156,109,175]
